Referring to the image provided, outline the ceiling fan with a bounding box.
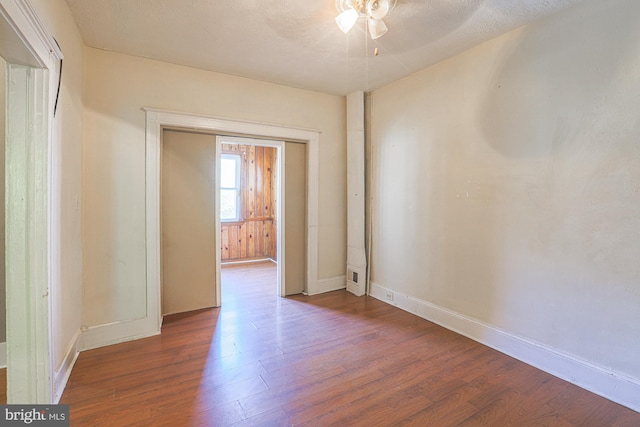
[335,0,398,40]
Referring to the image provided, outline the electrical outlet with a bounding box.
[385,290,394,301]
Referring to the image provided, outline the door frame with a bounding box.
[215,136,285,300]
[1,0,63,403]
[144,108,320,328]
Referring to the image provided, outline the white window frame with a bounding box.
[220,153,242,222]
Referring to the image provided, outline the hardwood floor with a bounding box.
[61,261,639,426]
[0,368,5,404]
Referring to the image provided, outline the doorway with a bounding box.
[217,137,282,303]
[160,129,309,315]
[160,132,286,314]
[215,137,308,303]
[0,0,64,403]
[146,109,320,332]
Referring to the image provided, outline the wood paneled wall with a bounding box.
[221,144,277,262]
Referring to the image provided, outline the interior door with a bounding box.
[284,141,307,295]
[161,129,217,314]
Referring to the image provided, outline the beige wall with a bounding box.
[30,0,84,373]
[161,130,217,315]
[370,0,640,382]
[82,48,346,328]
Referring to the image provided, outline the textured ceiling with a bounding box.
[63,0,584,95]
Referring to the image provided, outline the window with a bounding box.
[220,154,241,221]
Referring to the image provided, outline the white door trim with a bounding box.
[1,0,63,403]
[144,108,320,331]
[216,136,285,302]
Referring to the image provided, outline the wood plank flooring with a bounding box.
[61,261,639,426]
[0,368,5,404]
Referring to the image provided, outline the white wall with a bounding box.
[369,0,640,407]
[82,48,346,328]
[30,0,84,385]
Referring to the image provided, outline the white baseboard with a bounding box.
[307,275,346,295]
[81,316,160,352]
[346,264,366,296]
[221,258,274,266]
[0,341,6,368]
[346,280,365,296]
[370,282,640,413]
[53,329,81,403]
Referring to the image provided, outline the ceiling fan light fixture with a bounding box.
[367,0,391,20]
[335,0,396,39]
[335,8,359,33]
[368,18,388,40]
